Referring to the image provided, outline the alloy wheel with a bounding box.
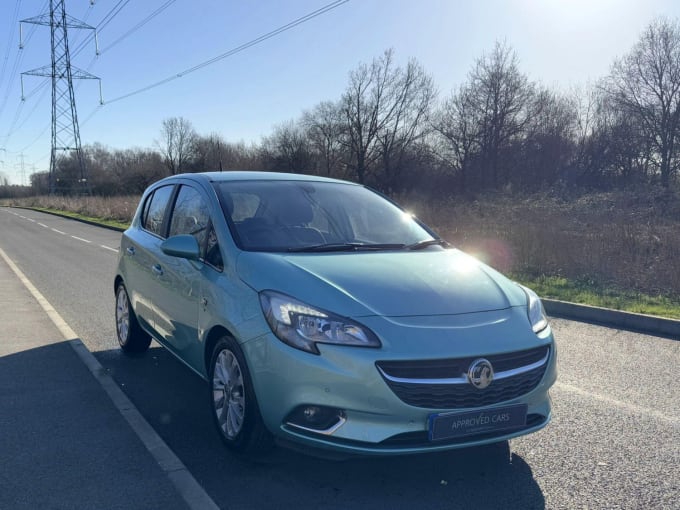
[116,287,130,343]
[212,349,246,438]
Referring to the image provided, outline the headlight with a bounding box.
[259,291,381,354]
[520,285,549,334]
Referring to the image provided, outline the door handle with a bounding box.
[126,246,135,256]
[152,264,163,276]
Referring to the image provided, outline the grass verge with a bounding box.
[30,207,129,231]
[515,274,680,320]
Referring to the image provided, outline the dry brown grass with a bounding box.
[404,189,680,298]
[5,189,679,298]
[8,195,141,223]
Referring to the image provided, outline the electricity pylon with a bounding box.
[21,1,101,195]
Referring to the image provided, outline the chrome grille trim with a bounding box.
[285,415,347,436]
[376,350,550,386]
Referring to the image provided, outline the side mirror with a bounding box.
[161,235,200,261]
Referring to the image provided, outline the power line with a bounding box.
[0,1,47,126]
[22,75,50,101]
[19,121,50,152]
[105,0,349,105]
[95,0,130,32]
[0,1,24,124]
[68,1,97,50]
[98,0,176,56]
[77,0,178,82]
[0,1,22,91]
[70,0,131,59]
[14,80,50,133]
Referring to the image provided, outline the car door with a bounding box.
[152,184,212,359]
[122,184,175,336]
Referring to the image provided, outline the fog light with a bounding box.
[285,405,346,434]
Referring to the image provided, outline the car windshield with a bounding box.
[215,179,436,252]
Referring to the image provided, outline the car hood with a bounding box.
[236,249,526,317]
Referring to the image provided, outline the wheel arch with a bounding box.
[114,274,124,295]
[204,325,237,375]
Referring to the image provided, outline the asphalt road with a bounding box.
[1,207,678,510]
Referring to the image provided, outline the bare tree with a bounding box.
[433,83,482,191]
[607,17,680,187]
[520,87,577,187]
[468,41,534,187]
[220,141,262,170]
[31,171,50,194]
[341,49,437,188]
[157,117,197,175]
[433,42,534,190]
[191,135,262,171]
[261,121,314,174]
[110,149,165,193]
[302,101,346,177]
[192,133,227,172]
[588,91,653,186]
[376,57,437,190]
[341,49,407,184]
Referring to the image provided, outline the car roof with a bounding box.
[158,171,357,186]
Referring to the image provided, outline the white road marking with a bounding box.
[8,209,116,254]
[555,382,678,425]
[0,247,78,340]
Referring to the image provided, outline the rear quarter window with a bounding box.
[142,185,174,237]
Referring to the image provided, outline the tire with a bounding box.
[209,336,273,454]
[115,283,151,353]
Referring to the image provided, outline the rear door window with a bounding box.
[142,185,174,237]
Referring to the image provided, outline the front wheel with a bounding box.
[209,336,273,454]
[115,283,151,353]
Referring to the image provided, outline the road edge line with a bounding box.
[0,247,220,510]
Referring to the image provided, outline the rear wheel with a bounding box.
[209,336,273,454]
[115,283,151,353]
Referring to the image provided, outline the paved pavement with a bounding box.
[0,255,194,509]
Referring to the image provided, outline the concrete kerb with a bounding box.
[544,299,680,340]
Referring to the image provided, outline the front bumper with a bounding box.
[241,306,557,456]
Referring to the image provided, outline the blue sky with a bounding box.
[1,0,679,185]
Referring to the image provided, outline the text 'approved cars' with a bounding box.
[114,171,556,457]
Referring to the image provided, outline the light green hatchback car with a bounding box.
[114,171,556,456]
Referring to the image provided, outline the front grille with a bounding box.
[376,346,550,409]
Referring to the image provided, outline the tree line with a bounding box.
[2,16,679,198]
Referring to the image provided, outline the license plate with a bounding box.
[428,404,528,441]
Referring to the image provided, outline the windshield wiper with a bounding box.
[405,238,450,250]
[287,243,406,253]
